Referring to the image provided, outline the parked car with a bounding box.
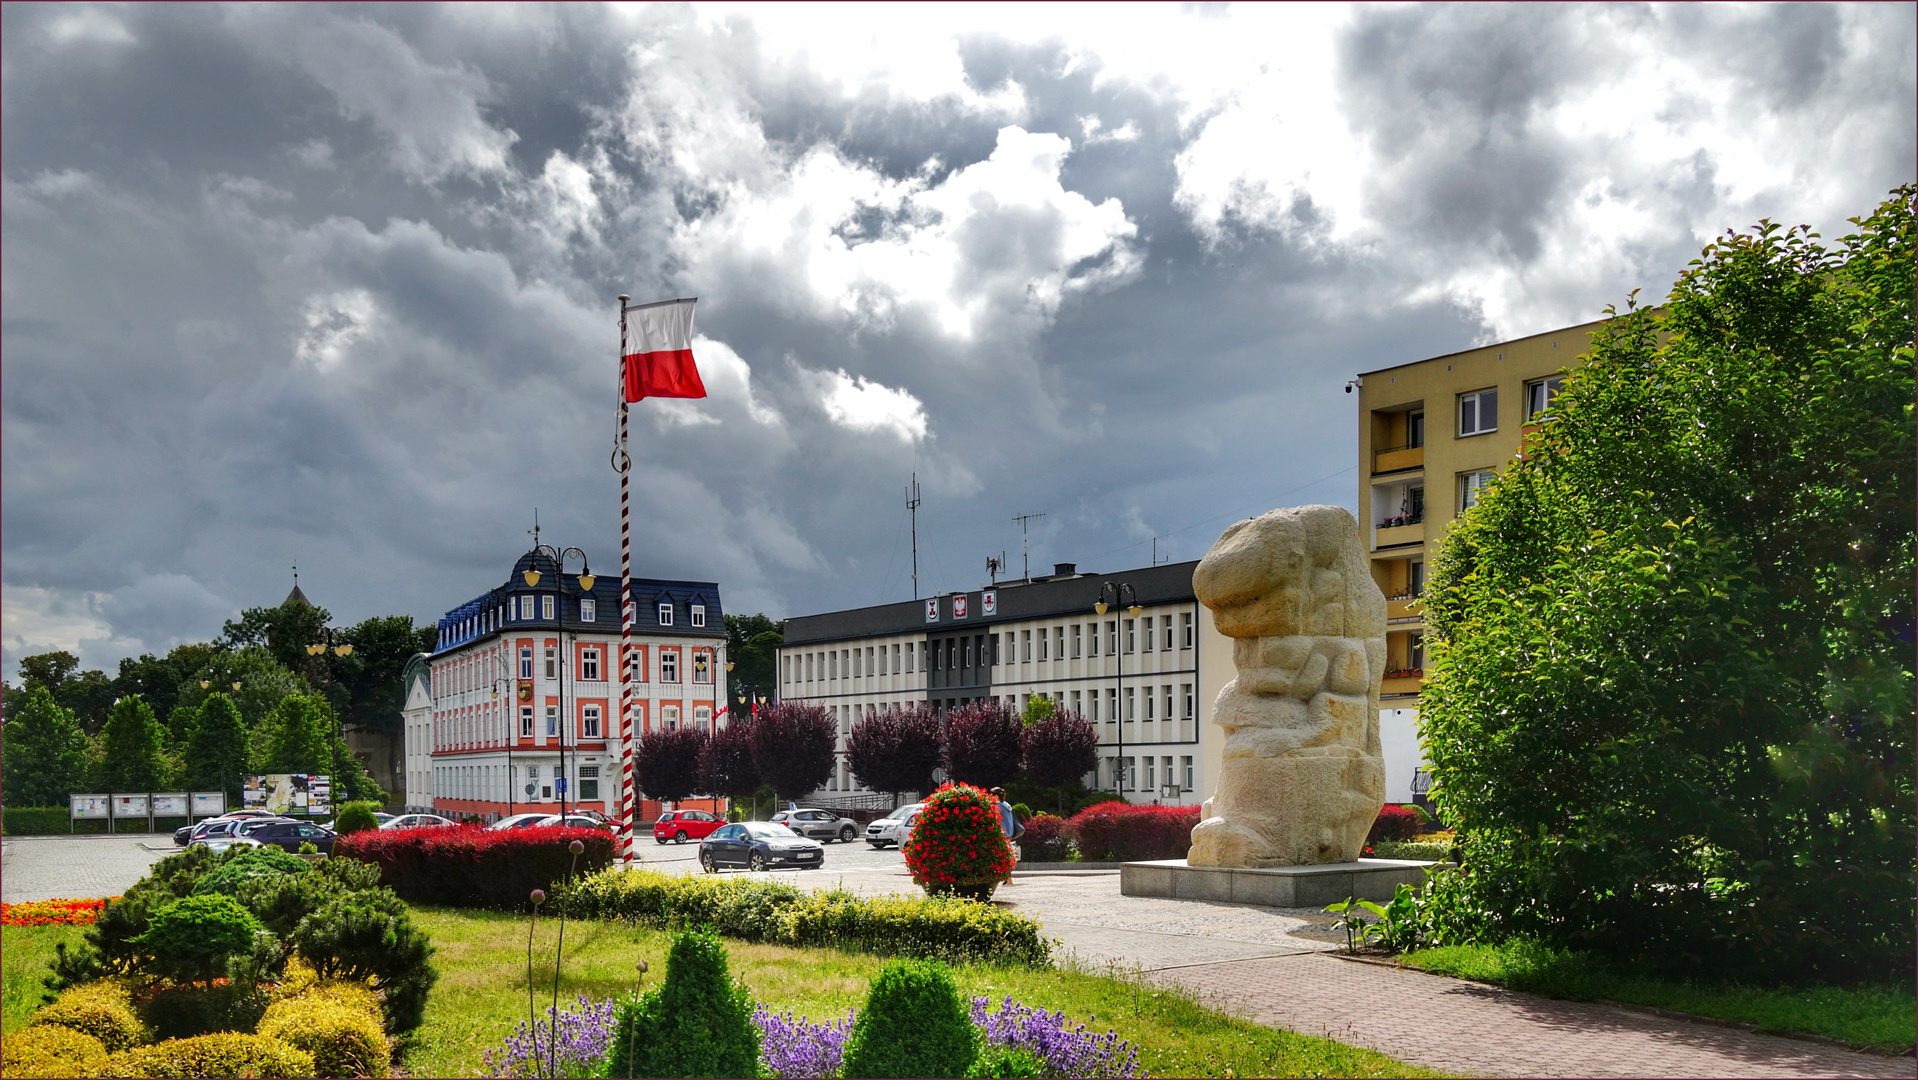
[770,808,861,843]
[534,814,613,830]
[653,809,725,844]
[175,809,279,844]
[698,822,824,872]
[247,820,338,854]
[491,813,557,830]
[864,803,924,849]
[382,813,457,830]
[316,812,394,831]
[183,818,248,848]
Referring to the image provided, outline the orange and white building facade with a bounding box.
[402,550,728,823]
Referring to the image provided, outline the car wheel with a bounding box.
[655,838,667,845]
[839,825,856,843]
[674,830,688,844]
[699,851,717,874]
[749,851,768,872]
[868,841,885,849]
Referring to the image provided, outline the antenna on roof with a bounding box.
[986,554,1005,586]
[907,475,922,600]
[1011,512,1046,582]
[529,508,541,550]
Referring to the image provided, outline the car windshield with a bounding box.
[742,823,798,838]
[885,805,920,820]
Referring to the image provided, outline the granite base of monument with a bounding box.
[1120,858,1443,907]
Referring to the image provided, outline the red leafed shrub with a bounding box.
[1069,803,1200,862]
[1018,814,1072,862]
[902,782,1015,891]
[1367,804,1423,843]
[332,825,614,909]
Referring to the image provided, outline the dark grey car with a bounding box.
[699,822,825,872]
[769,808,860,843]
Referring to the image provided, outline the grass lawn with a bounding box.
[2,924,84,1035]
[1399,939,1915,1055]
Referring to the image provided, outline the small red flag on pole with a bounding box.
[622,297,705,401]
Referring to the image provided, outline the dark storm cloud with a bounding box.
[4,3,1910,674]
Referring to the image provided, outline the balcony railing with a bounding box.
[1373,443,1425,473]
[1376,513,1424,529]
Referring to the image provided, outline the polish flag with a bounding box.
[623,297,706,402]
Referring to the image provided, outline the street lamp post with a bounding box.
[1095,582,1142,800]
[522,544,595,821]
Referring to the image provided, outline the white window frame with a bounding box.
[661,650,680,683]
[520,595,536,620]
[658,602,674,626]
[519,648,533,679]
[1459,387,1498,436]
[579,765,600,801]
[693,649,711,684]
[542,594,556,620]
[662,705,680,731]
[1461,469,1497,511]
[580,597,597,623]
[544,706,558,737]
[1526,375,1565,419]
[690,604,706,627]
[694,705,711,732]
[1183,612,1194,649]
[582,705,601,738]
[581,648,601,682]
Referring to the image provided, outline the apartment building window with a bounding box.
[1054,626,1065,660]
[1145,687,1155,720]
[1088,692,1100,723]
[1459,388,1497,436]
[694,649,713,684]
[661,650,679,683]
[1144,757,1156,791]
[1021,629,1032,662]
[690,603,706,627]
[1125,619,1136,653]
[582,705,601,738]
[1106,621,1118,654]
[1182,683,1193,719]
[1164,689,1173,724]
[545,706,558,737]
[1526,375,1565,419]
[1161,615,1173,650]
[1408,410,1425,447]
[658,602,674,626]
[1038,627,1049,662]
[694,706,711,732]
[580,597,597,622]
[581,648,601,681]
[579,765,599,801]
[1460,470,1497,510]
[520,706,533,738]
[1143,617,1155,652]
[541,595,555,620]
[520,648,533,679]
[867,646,875,675]
[520,595,536,620]
[905,642,915,674]
[663,705,679,730]
[1088,623,1100,657]
[1125,687,1136,720]
[544,648,557,679]
[892,643,901,673]
[1070,690,1082,716]
[1071,624,1082,658]
[1182,612,1194,649]
[1125,757,1137,790]
[1181,755,1194,791]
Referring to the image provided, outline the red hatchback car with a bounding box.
[653,809,725,844]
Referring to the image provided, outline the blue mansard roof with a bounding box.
[432,549,725,654]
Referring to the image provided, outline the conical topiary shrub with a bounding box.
[603,929,757,1078]
[841,958,976,1079]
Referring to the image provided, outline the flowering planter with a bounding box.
[903,783,1016,903]
[925,879,998,903]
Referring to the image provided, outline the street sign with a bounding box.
[526,782,536,796]
[556,777,568,794]
[190,792,226,817]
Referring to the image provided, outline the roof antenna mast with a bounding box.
[907,475,922,600]
[1011,512,1046,582]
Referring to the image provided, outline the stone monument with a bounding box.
[1187,504,1387,867]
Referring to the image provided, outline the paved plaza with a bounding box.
[4,835,1910,1077]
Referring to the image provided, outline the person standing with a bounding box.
[990,787,1022,879]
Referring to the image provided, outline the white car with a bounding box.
[381,813,457,830]
[491,813,555,830]
[864,803,924,849]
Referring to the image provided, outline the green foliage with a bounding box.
[192,845,311,897]
[2,1022,109,1077]
[14,650,117,734]
[1421,187,1917,983]
[333,800,380,835]
[604,928,758,1079]
[1,806,101,835]
[98,1031,316,1078]
[132,894,265,984]
[2,686,93,807]
[182,693,249,804]
[98,695,173,792]
[237,867,349,937]
[288,887,438,1033]
[171,647,310,731]
[257,988,392,1078]
[1019,695,1056,725]
[256,693,334,775]
[141,981,271,1040]
[842,958,976,1079]
[29,979,145,1050]
[723,612,783,710]
[967,1045,1047,1079]
[1369,840,1453,861]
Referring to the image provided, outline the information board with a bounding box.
[243,774,331,816]
[190,792,227,817]
[111,793,150,818]
[69,794,110,821]
[151,793,189,817]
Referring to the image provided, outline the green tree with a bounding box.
[222,599,332,674]
[723,613,782,709]
[1421,187,1916,983]
[99,696,171,793]
[257,694,333,775]
[1019,695,1056,725]
[2,686,94,805]
[184,693,250,804]
[17,651,115,734]
[172,647,309,730]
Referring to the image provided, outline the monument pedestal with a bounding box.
[1120,858,1442,907]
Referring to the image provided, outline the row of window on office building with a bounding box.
[443,595,710,645]
[434,761,602,804]
[791,612,1198,686]
[817,682,1198,729]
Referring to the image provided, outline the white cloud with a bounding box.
[799,366,928,443]
[296,290,378,370]
[45,8,134,47]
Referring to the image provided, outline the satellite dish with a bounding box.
[525,782,536,796]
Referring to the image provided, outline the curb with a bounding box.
[1328,953,1914,1059]
[1014,862,1122,872]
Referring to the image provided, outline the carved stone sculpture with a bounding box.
[1188,505,1386,867]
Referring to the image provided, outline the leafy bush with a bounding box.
[750,702,838,801]
[288,887,438,1033]
[903,783,1015,893]
[191,846,311,897]
[332,801,381,835]
[29,979,145,1050]
[98,1032,315,1078]
[2,1023,108,1077]
[257,989,391,1078]
[842,959,976,1079]
[699,715,762,803]
[1020,713,1099,798]
[942,703,1024,790]
[1068,803,1199,862]
[1366,805,1424,844]
[1421,188,1917,983]
[1019,814,1072,862]
[561,867,1051,967]
[1,806,93,835]
[846,704,944,799]
[131,894,265,984]
[1370,840,1453,861]
[634,725,710,804]
[968,1046,1046,1078]
[604,929,758,1079]
[140,981,271,1041]
[332,825,613,909]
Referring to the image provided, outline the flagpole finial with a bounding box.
[618,294,629,304]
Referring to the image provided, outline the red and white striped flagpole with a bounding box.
[615,295,639,862]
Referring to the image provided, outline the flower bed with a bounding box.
[2,897,114,926]
[333,824,614,909]
[1068,803,1199,862]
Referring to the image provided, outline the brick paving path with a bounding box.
[1152,953,1916,1078]
[1,835,172,903]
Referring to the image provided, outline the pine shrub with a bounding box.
[131,894,265,984]
[1,1023,109,1077]
[28,979,145,1051]
[841,959,977,1079]
[97,1032,315,1078]
[289,887,438,1033]
[604,928,758,1079]
[191,846,311,897]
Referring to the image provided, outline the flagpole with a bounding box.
[615,294,638,862]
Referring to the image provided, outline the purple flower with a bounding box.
[969,995,1140,1078]
[753,1003,855,1079]
[485,994,619,1078]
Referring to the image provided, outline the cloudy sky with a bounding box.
[4,2,1912,675]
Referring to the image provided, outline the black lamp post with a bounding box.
[1094,582,1142,799]
[522,544,596,821]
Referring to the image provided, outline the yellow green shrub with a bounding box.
[1,1024,108,1078]
[266,956,321,1001]
[29,979,144,1051]
[93,1033,314,1079]
[257,990,390,1078]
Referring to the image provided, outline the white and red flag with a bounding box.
[622,297,706,402]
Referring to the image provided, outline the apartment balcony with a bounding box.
[1381,669,1424,697]
[1373,443,1424,474]
[1386,595,1423,623]
[1374,516,1424,549]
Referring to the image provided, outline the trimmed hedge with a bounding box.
[258,987,391,1078]
[96,1032,315,1078]
[2,1023,109,1077]
[1366,804,1424,844]
[1019,814,1071,862]
[842,959,976,1079]
[1068,803,1199,862]
[332,824,614,909]
[1,807,106,835]
[562,867,1051,967]
[30,979,145,1051]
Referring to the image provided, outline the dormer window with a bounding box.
[690,603,706,628]
[580,597,597,622]
[658,602,674,626]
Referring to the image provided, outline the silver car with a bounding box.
[770,808,861,843]
[863,803,924,849]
